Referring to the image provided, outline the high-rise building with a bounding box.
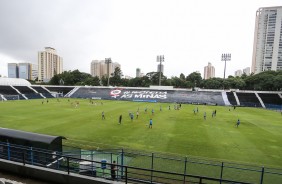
[8,63,36,80]
[38,47,63,82]
[90,59,121,78]
[203,62,215,79]
[18,63,31,80]
[31,64,38,80]
[136,68,141,78]
[91,60,102,77]
[234,70,242,77]
[8,63,18,78]
[243,67,250,75]
[252,6,282,74]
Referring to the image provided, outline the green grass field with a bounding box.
[0,98,281,169]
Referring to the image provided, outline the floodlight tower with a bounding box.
[157,55,164,86]
[105,58,112,86]
[221,53,231,79]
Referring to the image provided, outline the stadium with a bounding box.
[0,77,282,184]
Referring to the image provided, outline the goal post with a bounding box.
[4,95,20,100]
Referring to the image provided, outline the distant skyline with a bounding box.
[0,0,281,78]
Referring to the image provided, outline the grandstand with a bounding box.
[0,78,281,109]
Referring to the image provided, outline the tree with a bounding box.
[186,72,202,87]
[243,70,281,90]
[101,75,108,86]
[227,77,245,89]
[273,75,282,90]
[180,73,185,80]
[49,74,60,85]
[110,67,123,86]
[49,70,100,86]
[146,72,159,85]
[202,78,222,89]
[171,76,187,88]
[84,76,100,86]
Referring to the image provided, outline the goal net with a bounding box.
[4,95,20,100]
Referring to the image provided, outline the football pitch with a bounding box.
[0,98,281,168]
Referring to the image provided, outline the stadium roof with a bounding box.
[0,78,31,86]
[0,128,64,144]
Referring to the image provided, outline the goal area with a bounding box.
[3,95,20,100]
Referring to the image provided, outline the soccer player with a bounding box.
[136,111,139,119]
[145,107,147,113]
[168,105,170,110]
[149,119,153,128]
[130,113,134,121]
[119,115,122,124]
[102,111,105,120]
[151,109,154,115]
[236,119,240,127]
[203,112,206,120]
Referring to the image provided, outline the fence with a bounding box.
[61,146,282,184]
[1,142,282,183]
[0,142,255,184]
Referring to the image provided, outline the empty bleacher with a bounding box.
[236,92,262,107]
[31,86,54,98]
[14,86,35,94]
[45,86,74,96]
[226,92,237,105]
[0,86,19,95]
[0,86,26,100]
[1,83,281,110]
[13,86,43,100]
[23,93,44,99]
[258,93,282,109]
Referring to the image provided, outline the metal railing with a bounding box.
[1,143,282,183]
[0,143,260,184]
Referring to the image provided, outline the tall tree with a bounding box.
[110,67,123,86]
[186,72,202,87]
[179,73,185,80]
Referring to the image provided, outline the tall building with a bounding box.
[243,67,250,75]
[91,60,102,78]
[38,47,63,82]
[90,60,121,78]
[7,63,36,80]
[8,63,18,78]
[203,62,215,79]
[252,6,282,74]
[136,68,141,78]
[234,70,242,77]
[31,64,38,80]
[18,63,31,80]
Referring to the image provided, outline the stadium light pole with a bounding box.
[221,53,231,89]
[105,58,112,86]
[157,55,164,86]
[221,53,231,79]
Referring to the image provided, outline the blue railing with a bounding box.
[0,142,267,184]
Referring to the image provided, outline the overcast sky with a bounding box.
[0,0,281,78]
